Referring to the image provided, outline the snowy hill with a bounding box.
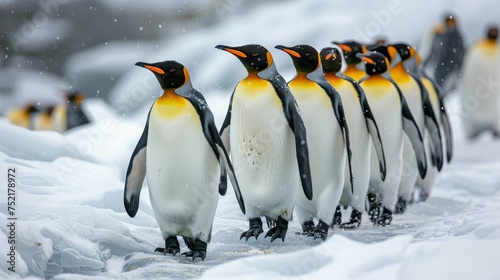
[1,0,500,279]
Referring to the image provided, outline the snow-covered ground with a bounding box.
[1,0,500,279]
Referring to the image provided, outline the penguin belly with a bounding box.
[231,80,298,221]
[291,82,345,224]
[334,80,371,213]
[146,101,219,242]
[363,81,404,212]
[461,42,500,137]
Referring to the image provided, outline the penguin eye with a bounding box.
[169,69,176,73]
[305,53,311,56]
[251,53,259,57]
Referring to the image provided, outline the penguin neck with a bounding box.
[323,72,342,82]
[257,62,278,80]
[364,74,390,85]
[390,62,411,82]
[173,79,193,97]
[344,64,365,81]
[155,89,190,117]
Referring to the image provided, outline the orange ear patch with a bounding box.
[388,46,397,61]
[339,44,352,53]
[361,57,374,64]
[266,51,273,65]
[225,48,247,58]
[145,65,165,74]
[183,67,190,85]
[282,48,301,58]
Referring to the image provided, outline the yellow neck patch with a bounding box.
[240,73,271,89]
[153,90,191,118]
[344,66,366,81]
[390,63,411,83]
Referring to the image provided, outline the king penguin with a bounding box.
[460,25,500,139]
[123,60,244,261]
[408,49,453,201]
[6,103,39,129]
[52,90,90,132]
[320,47,387,229]
[215,44,313,242]
[275,44,353,240]
[388,43,443,213]
[357,51,427,226]
[331,40,367,81]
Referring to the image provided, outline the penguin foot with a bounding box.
[308,220,329,241]
[395,197,407,214]
[265,216,288,242]
[332,206,342,228]
[181,239,207,261]
[155,236,180,256]
[376,207,393,227]
[340,208,362,230]
[240,218,264,241]
[301,220,315,234]
[367,193,381,224]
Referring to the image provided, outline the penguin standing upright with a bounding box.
[408,50,453,201]
[52,90,90,132]
[461,26,500,139]
[357,52,427,226]
[275,44,352,240]
[388,43,443,213]
[332,40,367,81]
[215,44,313,242]
[320,47,386,229]
[424,14,465,95]
[123,60,244,261]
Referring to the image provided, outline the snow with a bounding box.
[2,0,500,279]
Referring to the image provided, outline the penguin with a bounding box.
[357,51,427,226]
[423,14,465,95]
[389,43,443,213]
[274,44,353,240]
[320,47,387,229]
[123,60,244,261]
[408,50,454,202]
[52,90,90,132]
[331,40,367,81]
[6,103,39,129]
[33,105,55,131]
[460,25,500,139]
[215,44,313,242]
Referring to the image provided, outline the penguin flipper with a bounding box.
[348,76,387,181]
[219,92,235,153]
[317,80,354,193]
[411,73,444,171]
[439,97,453,163]
[124,118,149,218]
[210,122,245,214]
[396,83,427,178]
[288,100,313,200]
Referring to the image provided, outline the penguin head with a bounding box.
[275,44,320,74]
[487,26,499,41]
[23,103,39,115]
[368,44,397,65]
[320,47,342,73]
[66,89,85,105]
[391,43,416,62]
[444,14,457,28]
[331,40,366,65]
[356,52,389,75]
[135,60,190,89]
[215,44,273,73]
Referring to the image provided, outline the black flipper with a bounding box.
[439,96,453,163]
[315,79,354,193]
[344,75,387,181]
[123,109,151,218]
[391,80,427,178]
[410,73,444,171]
[183,89,245,214]
[269,75,313,200]
[219,91,234,153]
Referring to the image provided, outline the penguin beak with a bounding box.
[275,45,301,58]
[356,53,374,64]
[135,62,165,74]
[215,45,247,58]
